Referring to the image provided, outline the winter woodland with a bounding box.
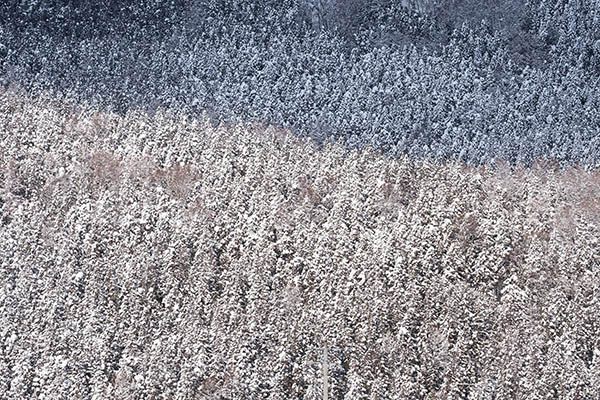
[1,0,600,398]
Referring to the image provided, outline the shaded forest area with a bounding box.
[1,0,600,165]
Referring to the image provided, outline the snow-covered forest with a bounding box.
[2,0,600,165]
[1,1,600,399]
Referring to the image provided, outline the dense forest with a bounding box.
[2,0,600,165]
[1,1,600,399]
[2,90,599,399]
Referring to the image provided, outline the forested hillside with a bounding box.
[1,0,600,164]
[1,1,600,399]
[1,91,599,398]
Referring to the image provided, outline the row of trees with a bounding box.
[1,90,599,398]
